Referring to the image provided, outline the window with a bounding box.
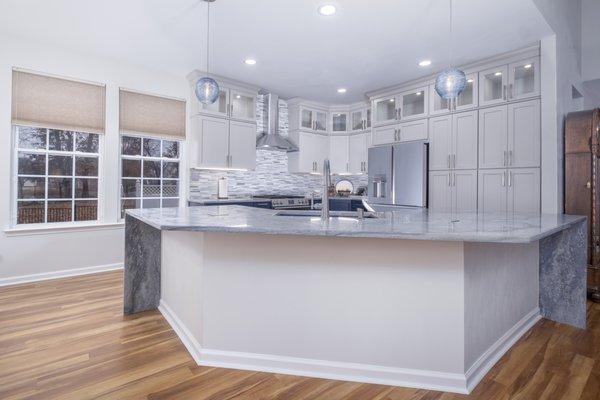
[120,135,180,218]
[14,125,100,225]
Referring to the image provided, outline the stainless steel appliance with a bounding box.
[252,195,311,210]
[367,141,428,207]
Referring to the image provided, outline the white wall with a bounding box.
[534,0,586,213]
[582,0,600,83]
[0,34,190,282]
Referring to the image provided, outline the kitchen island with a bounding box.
[124,206,586,394]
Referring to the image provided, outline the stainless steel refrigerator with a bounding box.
[367,141,428,207]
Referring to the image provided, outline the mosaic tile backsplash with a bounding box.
[189,150,368,199]
[189,95,368,199]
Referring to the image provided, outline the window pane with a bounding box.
[18,177,45,199]
[163,162,179,179]
[17,201,45,224]
[162,140,179,158]
[121,136,141,156]
[121,199,142,218]
[49,130,73,151]
[143,199,161,209]
[47,201,72,222]
[162,198,179,207]
[75,178,98,198]
[75,157,98,176]
[48,177,72,199]
[18,126,46,149]
[75,132,99,153]
[143,138,161,157]
[48,155,73,176]
[162,180,179,197]
[122,179,141,197]
[18,153,46,175]
[143,179,161,197]
[122,159,141,177]
[75,200,97,221]
[143,160,161,178]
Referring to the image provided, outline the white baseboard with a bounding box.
[0,263,123,287]
[158,299,469,394]
[465,308,541,392]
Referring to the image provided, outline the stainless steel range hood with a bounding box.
[256,93,298,152]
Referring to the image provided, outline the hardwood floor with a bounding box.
[0,270,599,400]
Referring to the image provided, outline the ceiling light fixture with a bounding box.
[195,0,219,105]
[337,88,347,93]
[318,4,336,16]
[244,58,257,65]
[434,0,466,102]
[418,60,432,67]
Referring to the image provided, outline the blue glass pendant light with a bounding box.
[195,0,219,104]
[434,0,466,101]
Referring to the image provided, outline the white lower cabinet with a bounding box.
[190,115,256,170]
[330,135,350,174]
[429,170,477,212]
[478,168,540,213]
[288,131,329,174]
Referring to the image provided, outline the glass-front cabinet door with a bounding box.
[314,110,327,132]
[351,110,364,132]
[365,108,371,128]
[479,65,508,107]
[400,87,428,120]
[373,96,398,126]
[300,108,313,130]
[331,112,348,133]
[230,89,256,122]
[430,84,451,115]
[198,87,229,117]
[508,58,539,101]
[455,73,478,111]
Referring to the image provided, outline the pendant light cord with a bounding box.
[449,0,453,68]
[206,1,210,75]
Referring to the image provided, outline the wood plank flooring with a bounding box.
[0,270,599,399]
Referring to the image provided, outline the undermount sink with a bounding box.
[274,210,378,219]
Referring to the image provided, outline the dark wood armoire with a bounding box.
[565,109,600,302]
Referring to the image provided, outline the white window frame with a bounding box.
[119,132,182,219]
[11,125,104,228]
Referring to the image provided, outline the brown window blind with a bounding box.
[11,70,106,134]
[119,89,186,138]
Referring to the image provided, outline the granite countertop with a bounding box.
[126,205,586,244]
[188,196,367,204]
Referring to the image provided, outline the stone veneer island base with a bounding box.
[124,206,586,394]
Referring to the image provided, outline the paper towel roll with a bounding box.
[217,177,228,199]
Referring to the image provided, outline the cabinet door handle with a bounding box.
[395,108,399,120]
[447,155,451,169]
[508,84,513,100]
[508,171,512,187]
[503,151,507,166]
[502,85,507,101]
[453,154,456,169]
[448,173,451,186]
[502,171,506,187]
[508,150,513,166]
[452,173,455,187]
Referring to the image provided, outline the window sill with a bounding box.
[4,221,125,237]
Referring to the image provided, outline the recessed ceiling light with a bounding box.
[494,71,502,76]
[418,60,432,67]
[318,4,336,16]
[524,64,532,69]
[337,88,347,93]
[244,58,257,65]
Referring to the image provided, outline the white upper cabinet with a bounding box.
[315,110,328,132]
[455,73,478,111]
[508,99,540,168]
[329,135,350,174]
[351,110,364,132]
[400,87,428,120]
[230,89,257,123]
[198,87,230,118]
[452,110,478,170]
[373,95,398,126]
[288,131,329,174]
[331,112,348,133]
[478,105,508,169]
[399,119,428,142]
[372,124,398,146]
[298,107,328,133]
[228,120,257,170]
[508,58,540,101]
[429,111,477,171]
[429,86,452,116]
[479,65,509,107]
[300,108,313,130]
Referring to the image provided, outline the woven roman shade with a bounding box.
[11,70,106,134]
[119,89,186,138]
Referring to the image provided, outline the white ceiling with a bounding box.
[0,0,552,103]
